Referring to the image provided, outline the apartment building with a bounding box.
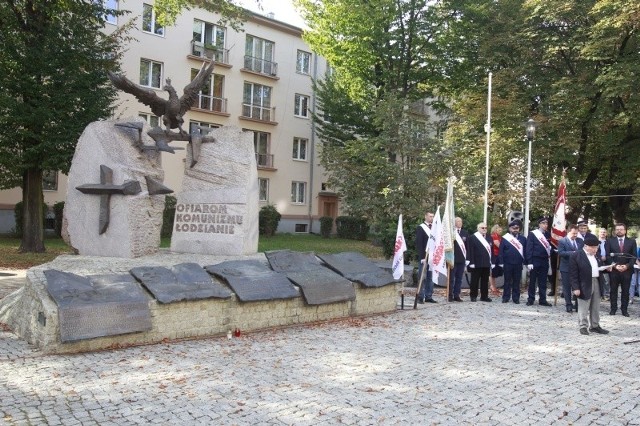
[0,0,340,234]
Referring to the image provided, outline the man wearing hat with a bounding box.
[498,220,527,303]
[525,216,553,306]
[558,225,584,312]
[570,233,610,335]
[576,220,594,241]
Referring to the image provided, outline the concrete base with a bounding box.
[0,252,398,354]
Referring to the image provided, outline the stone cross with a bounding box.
[76,165,142,234]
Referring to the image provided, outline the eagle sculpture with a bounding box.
[107,60,215,136]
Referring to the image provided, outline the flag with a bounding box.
[550,173,567,247]
[442,175,456,266]
[391,214,407,280]
[429,207,447,284]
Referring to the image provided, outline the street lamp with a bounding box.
[523,118,537,236]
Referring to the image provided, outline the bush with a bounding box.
[319,216,333,238]
[335,216,369,240]
[161,195,177,237]
[377,216,418,263]
[53,201,65,237]
[259,205,281,236]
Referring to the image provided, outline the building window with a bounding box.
[104,0,118,24]
[139,59,162,88]
[294,94,309,118]
[189,121,220,135]
[253,131,273,168]
[291,181,306,204]
[244,35,277,75]
[191,69,225,112]
[296,50,311,74]
[294,223,308,233]
[243,82,272,121]
[292,137,308,161]
[192,19,226,63]
[42,170,58,191]
[142,4,164,36]
[258,178,269,202]
[139,112,159,127]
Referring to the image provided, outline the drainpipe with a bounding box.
[308,52,318,233]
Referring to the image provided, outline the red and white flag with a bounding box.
[551,174,567,247]
[429,207,448,284]
[391,214,407,280]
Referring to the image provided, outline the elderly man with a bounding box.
[498,220,527,304]
[558,225,583,313]
[525,217,553,306]
[570,234,609,335]
[467,222,493,302]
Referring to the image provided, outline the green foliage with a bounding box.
[335,216,369,240]
[259,205,281,236]
[153,0,249,28]
[319,216,333,238]
[52,202,65,237]
[161,196,177,238]
[377,216,418,263]
[257,233,383,258]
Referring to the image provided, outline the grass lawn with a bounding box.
[2,234,384,270]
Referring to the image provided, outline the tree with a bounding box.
[0,0,130,252]
[154,0,253,27]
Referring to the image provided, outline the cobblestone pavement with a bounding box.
[2,277,640,425]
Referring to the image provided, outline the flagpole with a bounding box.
[414,251,429,309]
[483,72,492,224]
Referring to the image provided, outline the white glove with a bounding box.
[490,264,495,269]
[421,259,425,264]
[465,261,470,266]
[499,264,504,268]
[527,264,534,271]
[469,264,475,269]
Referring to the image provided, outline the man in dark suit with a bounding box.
[525,217,553,306]
[467,222,493,302]
[415,212,436,304]
[497,220,527,304]
[558,224,583,312]
[449,216,469,302]
[605,223,637,316]
[570,234,609,335]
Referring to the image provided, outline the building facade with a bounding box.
[0,0,339,234]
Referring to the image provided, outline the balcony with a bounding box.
[255,153,275,169]
[243,55,278,77]
[241,104,276,124]
[190,41,229,65]
[192,94,228,115]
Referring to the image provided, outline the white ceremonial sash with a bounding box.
[503,233,524,258]
[455,231,466,258]
[474,232,491,258]
[420,223,431,238]
[532,229,551,256]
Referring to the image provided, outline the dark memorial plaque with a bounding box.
[130,262,233,304]
[264,250,355,305]
[43,270,152,343]
[316,252,397,288]
[205,260,299,302]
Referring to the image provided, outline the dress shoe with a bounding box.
[502,299,509,303]
[539,301,552,307]
[425,298,438,303]
[589,326,609,334]
[610,309,616,315]
[448,296,453,302]
[470,297,477,302]
[566,306,573,313]
[622,311,630,317]
[580,328,589,336]
[417,299,425,304]
[480,297,492,302]
[573,304,578,311]
[526,301,533,306]
[513,300,520,304]
[454,297,463,302]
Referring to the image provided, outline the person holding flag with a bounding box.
[415,211,437,304]
[391,214,407,281]
[526,217,553,306]
[548,175,566,297]
[498,220,527,303]
[466,222,493,302]
[450,217,468,302]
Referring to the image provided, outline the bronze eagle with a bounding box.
[107,60,215,136]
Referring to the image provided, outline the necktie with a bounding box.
[572,240,577,250]
[428,223,432,229]
[619,238,624,252]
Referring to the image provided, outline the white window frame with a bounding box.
[243,82,272,121]
[192,69,225,112]
[294,94,310,118]
[189,120,220,135]
[104,0,118,25]
[258,178,269,202]
[139,59,162,89]
[142,3,164,36]
[296,50,311,74]
[292,137,308,161]
[138,112,159,128]
[192,19,226,62]
[291,181,306,204]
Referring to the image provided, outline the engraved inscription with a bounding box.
[173,203,244,234]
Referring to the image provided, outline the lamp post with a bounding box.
[523,118,536,236]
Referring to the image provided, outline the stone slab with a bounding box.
[130,262,233,304]
[265,250,355,305]
[205,260,299,302]
[317,252,398,288]
[43,270,152,343]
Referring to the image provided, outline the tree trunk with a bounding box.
[19,168,45,253]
